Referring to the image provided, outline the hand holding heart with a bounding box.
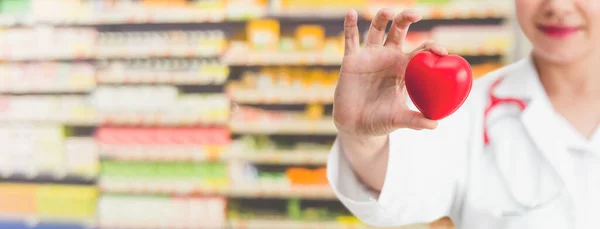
[333,8,472,137]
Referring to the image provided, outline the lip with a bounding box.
[537,24,581,39]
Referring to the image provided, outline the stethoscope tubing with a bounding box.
[484,77,575,224]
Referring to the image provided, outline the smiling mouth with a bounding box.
[537,25,581,39]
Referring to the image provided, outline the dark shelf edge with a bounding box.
[0,174,97,186]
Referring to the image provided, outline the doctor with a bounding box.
[328,0,600,228]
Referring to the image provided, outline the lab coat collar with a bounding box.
[493,55,597,153]
[492,55,547,103]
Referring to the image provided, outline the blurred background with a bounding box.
[0,0,528,228]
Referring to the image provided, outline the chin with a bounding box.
[531,46,591,65]
[524,28,594,65]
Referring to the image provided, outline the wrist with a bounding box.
[337,130,389,159]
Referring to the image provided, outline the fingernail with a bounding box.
[347,9,357,18]
[436,47,448,55]
[406,9,421,18]
[382,8,394,18]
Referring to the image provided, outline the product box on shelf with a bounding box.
[226,135,332,165]
[64,138,99,178]
[0,28,97,61]
[432,25,512,56]
[95,30,226,58]
[36,185,98,219]
[0,124,98,179]
[0,183,37,216]
[99,161,230,195]
[0,95,97,124]
[0,62,96,93]
[0,183,97,226]
[273,0,365,16]
[364,0,511,19]
[226,0,267,20]
[247,19,280,52]
[30,0,227,24]
[96,58,229,85]
[91,87,230,126]
[98,195,227,229]
[231,106,336,135]
[227,67,338,104]
[96,127,230,162]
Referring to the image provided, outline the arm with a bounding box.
[328,100,473,228]
[328,8,474,228]
[336,133,389,193]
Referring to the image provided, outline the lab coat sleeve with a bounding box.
[327,100,474,227]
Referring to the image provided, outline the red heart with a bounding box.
[405,51,473,120]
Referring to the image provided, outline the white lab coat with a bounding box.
[327,56,600,229]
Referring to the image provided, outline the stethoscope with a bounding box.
[483,77,527,146]
[483,77,574,224]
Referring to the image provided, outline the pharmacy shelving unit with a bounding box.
[222,3,514,229]
[0,0,517,229]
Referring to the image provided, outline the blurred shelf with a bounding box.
[0,8,228,26]
[363,2,511,20]
[97,115,229,127]
[223,48,505,66]
[263,11,351,21]
[232,104,334,114]
[96,127,230,145]
[0,215,95,229]
[98,145,228,162]
[0,3,510,27]
[263,2,510,21]
[93,49,223,59]
[100,146,329,165]
[0,116,228,127]
[462,54,504,65]
[228,150,330,165]
[178,84,228,94]
[231,118,337,135]
[0,174,96,186]
[228,219,366,229]
[97,78,227,86]
[99,180,335,199]
[229,88,333,105]
[93,83,227,94]
[446,46,507,57]
[0,49,222,62]
[228,219,431,229]
[224,185,335,199]
[0,86,94,94]
[0,119,98,126]
[39,10,229,26]
[223,50,343,66]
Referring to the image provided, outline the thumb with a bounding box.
[392,110,438,130]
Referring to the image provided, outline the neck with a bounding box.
[533,52,600,98]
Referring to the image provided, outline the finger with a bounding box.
[384,9,422,47]
[393,110,438,130]
[365,8,394,47]
[409,40,448,58]
[343,9,360,55]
